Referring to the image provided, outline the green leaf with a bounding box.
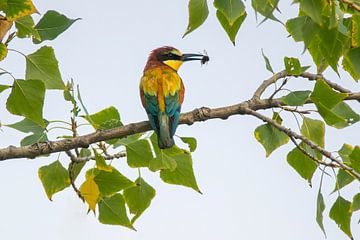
[317,24,349,73]
[90,167,134,197]
[334,169,354,192]
[113,133,142,148]
[34,10,80,44]
[261,49,274,74]
[183,0,209,37]
[1,0,37,21]
[85,106,122,130]
[329,196,353,239]
[6,117,44,133]
[38,160,70,200]
[350,193,360,212]
[284,57,304,75]
[6,79,45,127]
[126,139,152,168]
[20,132,48,146]
[213,0,246,24]
[123,177,156,223]
[25,46,65,89]
[6,118,48,146]
[98,193,134,229]
[310,80,348,128]
[280,90,311,106]
[316,189,326,236]
[0,84,11,93]
[287,143,318,183]
[180,137,197,152]
[93,148,112,172]
[338,143,354,164]
[0,42,8,61]
[299,0,326,26]
[254,113,290,157]
[149,133,180,171]
[286,16,320,46]
[15,15,40,40]
[331,102,360,127]
[79,177,99,212]
[342,47,360,81]
[251,0,280,23]
[349,146,360,173]
[160,152,201,193]
[216,10,246,45]
[301,117,325,147]
[308,34,328,69]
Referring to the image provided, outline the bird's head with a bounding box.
[146,46,209,71]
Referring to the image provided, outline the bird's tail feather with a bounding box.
[158,112,174,149]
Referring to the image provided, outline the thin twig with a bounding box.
[65,150,84,201]
[245,108,360,180]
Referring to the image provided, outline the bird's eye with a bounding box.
[167,52,174,57]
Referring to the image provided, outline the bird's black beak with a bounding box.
[182,53,210,64]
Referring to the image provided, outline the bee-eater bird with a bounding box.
[140,46,209,149]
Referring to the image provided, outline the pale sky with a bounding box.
[0,1,359,239]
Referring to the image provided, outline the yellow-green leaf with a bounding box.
[93,148,112,172]
[33,10,80,44]
[15,15,40,40]
[85,106,122,130]
[183,0,209,37]
[149,133,180,171]
[0,42,8,61]
[180,137,197,152]
[254,113,290,157]
[126,139,152,168]
[6,79,45,127]
[349,146,360,173]
[2,0,37,21]
[338,143,354,164]
[287,143,318,184]
[329,196,353,239]
[280,91,311,106]
[299,0,326,26]
[25,46,65,89]
[350,193,360,212]
[216,10,246,45]
[343,47,360,82]
[98,193,134,229]
[80,177,100,212]
[38,160,70,200]
[251,0,280,23]
[316,189,326,236]
[214,0,246,24]
[301,117,325,148]
[123,177,156,223]
[310,79,348,128]
[334,169,354,192]
[89,167,134,197]
[160,151,201,193]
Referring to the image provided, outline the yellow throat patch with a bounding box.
[163,59,183,71]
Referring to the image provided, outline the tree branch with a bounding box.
[0,93,358,161]
[0,71,359,181]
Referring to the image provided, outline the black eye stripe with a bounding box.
[157,52,181,61]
